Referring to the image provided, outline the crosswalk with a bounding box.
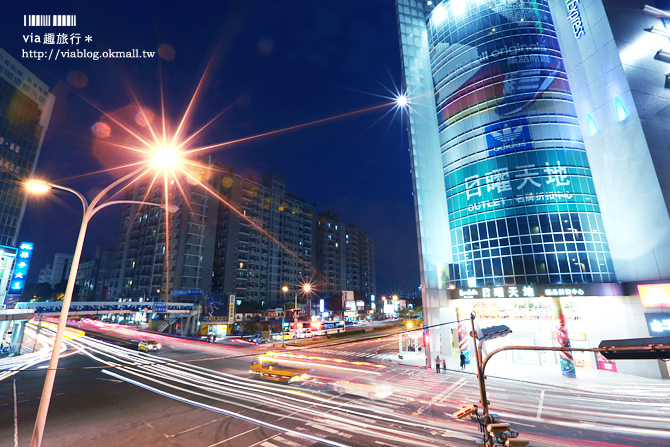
[308,347,394,360]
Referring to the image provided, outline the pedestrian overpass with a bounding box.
[14,300,194,317]
[1,301,199,358]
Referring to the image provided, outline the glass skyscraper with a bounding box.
[397,0,670,380]
[0,49,54,247]
[403,1,615,288]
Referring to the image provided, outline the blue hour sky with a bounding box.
[4,1,421,295]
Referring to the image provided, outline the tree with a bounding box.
[241,321,261,335]
[22,283,54,302]
[53,281,80,301]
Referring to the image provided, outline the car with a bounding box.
[271,331,292,341]
[138,340,161,352]
[331,379,393,400]
[249,355,310,383]
[296,329,313,339]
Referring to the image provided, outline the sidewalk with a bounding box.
[387,352,670,392]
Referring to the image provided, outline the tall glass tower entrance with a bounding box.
[427,0,614,287]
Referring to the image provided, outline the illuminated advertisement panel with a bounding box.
[427,0,614,286]
[9,242,33,296]
[638,284,670,308]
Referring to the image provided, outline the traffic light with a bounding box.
[598,336,670,360]
[487,423,511,434]
[452,404,477,419]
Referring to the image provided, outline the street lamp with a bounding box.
[280,285,289,347]
[290,282,312,338]
[25,173,178,447]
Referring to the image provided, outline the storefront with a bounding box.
[445,283,635,375]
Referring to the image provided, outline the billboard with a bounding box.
[638,284,670,308]
[427,0,613,286]
[9,242,34,296]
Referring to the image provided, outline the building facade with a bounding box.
[37,253,72,287]
[211,165,315,308]
[0,50,54,305]
[314,211,377,306]
[75,244,115,300]
[0,49,55,249]
[109,162,217,300]
[396,0,670,379]
[109,160,318,309]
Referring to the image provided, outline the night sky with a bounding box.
[4,1,420,295]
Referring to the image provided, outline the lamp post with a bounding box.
[288,283,311,339]
[281,285,289,348]
[26,172,179,447]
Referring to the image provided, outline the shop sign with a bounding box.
[645,313,670,335]
[227,294,236,323]
[0,49,50,105]
[596,352,617,372]
[566,0,586,39]
[202,316,227,322]
[9,242,33,296]
[459,289,479,298]
[170,289,203,296]
[452,283,622,300]
[638,284,670,308]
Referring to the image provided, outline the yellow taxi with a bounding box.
[138,340,161,352]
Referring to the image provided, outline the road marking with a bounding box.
[102,369,351,447]
[536,389,545,419]
[165,417,227,438]
[208,426,259,446]
[270,436,303,447]
[13,379,18,447]
[96,377,123,383]
[511,421,536,428]
[413,378,467,416]
[306,422,340,434]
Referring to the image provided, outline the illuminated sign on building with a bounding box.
[566,0,586,39]
[9,242,33,296]
[452,283,622,300]
[0,49,50,106]
[638,284,670,308]
[645,313,670,334]
[227,294,236,323]
[170,289,203,296]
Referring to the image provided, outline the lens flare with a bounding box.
[158,44,176,62]
[91,122,111,138]
[153,147,179,169]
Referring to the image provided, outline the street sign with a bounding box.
[153,302,167,313]
[170,289,203,296]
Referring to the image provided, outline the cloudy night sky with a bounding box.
[3,1,420,295]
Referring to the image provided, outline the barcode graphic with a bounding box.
[23,15,77,26]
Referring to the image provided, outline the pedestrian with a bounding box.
[442,357,446,373]
[435,355,441,373]
[460,352,466,369]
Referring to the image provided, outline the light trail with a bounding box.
[11,326,670,446]
[62,332,477,445]
[181,102,389,154]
